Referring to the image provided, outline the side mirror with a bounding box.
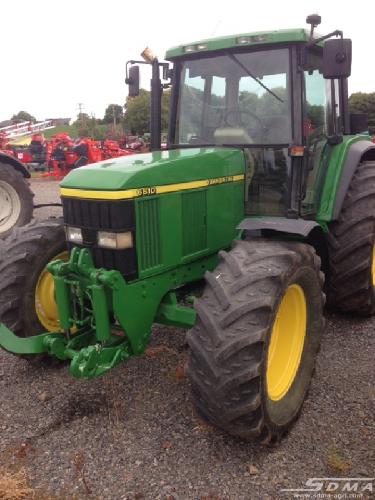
[126,65,140,97]
[322,38,352,79]
[162,64,173,81]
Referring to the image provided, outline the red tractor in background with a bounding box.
[102,139,134,159]
[28,133,47,166]
[43,134,134,179]
[44,133,78,178]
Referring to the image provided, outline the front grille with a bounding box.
[62,197,138,281]
[62,197,135,231]
[91,247,137,280]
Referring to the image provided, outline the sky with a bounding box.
[1,0,374,122]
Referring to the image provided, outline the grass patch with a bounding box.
[42,124,78,139]
[42,123,110,140]
[327,446,351,472]
[0,468,35,499]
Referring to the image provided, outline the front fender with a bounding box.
[238,217,320,237]
[0,152,30,178]
[317,137,375,221]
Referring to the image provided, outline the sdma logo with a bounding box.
[280,477,374,497]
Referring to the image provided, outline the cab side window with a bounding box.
[304,53,327,140]
[302,50,328,214]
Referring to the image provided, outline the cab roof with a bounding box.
[165,28,312,59]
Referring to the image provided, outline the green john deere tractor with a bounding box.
[1,15,374,443]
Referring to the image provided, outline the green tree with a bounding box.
[124,89,170,136]
[73,113,103,139]
[161,90,171,132]
[11,111,36,123]
[73,112,91,128]
[239,91,259,114]
[168,85,202,140]
[349,92,375,134]
[306,104,325,129]
[103,104,124,124]
[256,87,287,117]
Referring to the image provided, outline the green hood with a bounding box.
[60,148,245,191]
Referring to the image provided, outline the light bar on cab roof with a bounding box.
[184,43,208,53]
[236,34,268,45]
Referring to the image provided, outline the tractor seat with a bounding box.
[213,127,253,145]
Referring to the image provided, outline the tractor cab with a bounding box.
[167,26,352,219]
[127,18,353,220]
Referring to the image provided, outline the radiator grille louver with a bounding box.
[138,198,161,270]
[182,190,207,256]
[62,197,134,231]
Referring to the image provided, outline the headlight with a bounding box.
[97,231,133,249]
[66,226,83,244]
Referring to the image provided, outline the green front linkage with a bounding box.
[0,247,218,378]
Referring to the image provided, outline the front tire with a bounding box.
[0,220,67,343]
[186,239,324,442]
[0,163,34,238]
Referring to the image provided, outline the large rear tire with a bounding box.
[0,220,67,347]
[186,239,324,442]
[328,160,375,315]
[0,163,34,238]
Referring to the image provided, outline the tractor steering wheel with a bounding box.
[222,109,268,139]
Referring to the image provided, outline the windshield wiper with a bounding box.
[227,52,284,104]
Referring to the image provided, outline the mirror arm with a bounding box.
[306,30,343,48]
[126,60,172,84]
[301,30,343,69]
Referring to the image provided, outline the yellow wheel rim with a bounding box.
[266,284,307,401]
[34,251,68,332]
[372,245,375,286]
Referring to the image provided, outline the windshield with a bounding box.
[174,48,292,146]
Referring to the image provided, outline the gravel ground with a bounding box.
[0,179,374,499]
[31,178,63,221]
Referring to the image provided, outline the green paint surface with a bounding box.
[61,148,245,191]
[135,180,244,278]
[317,135,373,221]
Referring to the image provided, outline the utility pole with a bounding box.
[112,104,117,137]
[77,103,85,130]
